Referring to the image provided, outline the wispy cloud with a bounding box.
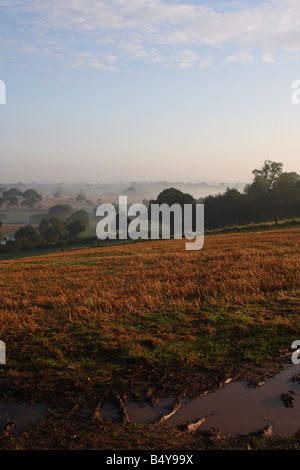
[198,57,213,71]
[1,0,300,72]
[223,51,255,65]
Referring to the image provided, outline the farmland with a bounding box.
[0,228,299,449]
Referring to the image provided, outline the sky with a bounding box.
[0,0,300,184]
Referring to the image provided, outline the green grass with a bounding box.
[205,218,300,235]
[0,248,62,261]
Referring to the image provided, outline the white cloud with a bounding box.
[71,52,117,71]
[171,49,199,68]
[198,57,212,71]
[223,51,255,65]
[1,0,300,71]
[132,49,148,59]
[262,50,275,63]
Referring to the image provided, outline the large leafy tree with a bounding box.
[274,172,300,190]
[48,204,73,220]
[67,219,87,238]
[148,188,196,235]
[3,188,23,209]
[66,209,89,227]
[253,159,283,189]
[245,160,283,196]
[15,225,42,248]
[150,187,195,206]
[21,189,42,209]
[39,217,68,244]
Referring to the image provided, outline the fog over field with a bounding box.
[0,181,246,201]
[1,0,300,453]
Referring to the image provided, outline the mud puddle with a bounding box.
[101,398,176,423]
[0,403,48,433]
[102,364,300,437]
[166,364,300,437]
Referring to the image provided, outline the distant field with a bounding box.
[0,228,299,409]
[0,203,94,225]
[0,210,43,224]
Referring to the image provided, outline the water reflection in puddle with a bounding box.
[2,366,300,437]
[102,398,176,424]
[167,365,300,436]
[0,403,48,433]
[104,365,300,437]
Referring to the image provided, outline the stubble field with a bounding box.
[0,228,299,406]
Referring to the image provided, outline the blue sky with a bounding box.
[0,0,300,184]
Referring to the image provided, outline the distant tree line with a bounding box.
[203,160,300,229]
[146,160,299,233]
[8,208,90,250]
[0,160,298,251]
[0,188,42,209]
[0,187,94,210]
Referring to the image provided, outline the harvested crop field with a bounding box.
[0,228,299,449]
